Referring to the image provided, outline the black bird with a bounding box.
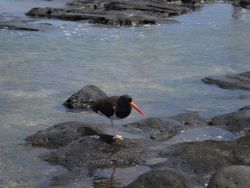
[91,95,145,140]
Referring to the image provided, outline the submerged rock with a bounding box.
[202,71,250,90]
[125,170,189,188]
[208,165,250,188]
[63,85,107,110]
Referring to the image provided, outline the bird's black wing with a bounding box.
[91,96,118,118]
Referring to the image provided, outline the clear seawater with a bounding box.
[1,0,250,187]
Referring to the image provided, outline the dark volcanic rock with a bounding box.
[232,0,250,9]
[25,113,250,187]
[125,170,189,188]
[208,165,250,188]
[42,135,156,171]
[25,121,100,148]
[25,0,198,26]
[202,71,250,90]
[0,20,53,31]
[156,135,250,186]
[63,85,107,110]
[171,111,208,127]
[123,117,182,142]
[208,105,250,135]
[182,0,201,8]
[239,0,250,8]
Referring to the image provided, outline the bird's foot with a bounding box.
[113,135,124,141]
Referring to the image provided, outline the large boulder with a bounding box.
[202,71,250,90]
[208,165,250,188]
[63,85,107,110]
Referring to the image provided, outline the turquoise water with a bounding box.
[1,1,250,187]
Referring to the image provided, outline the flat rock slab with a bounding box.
[208,165,250,188]
[0,20,54,31]
[63,85,107,110]
[25,0,200,26]
[202,71,250,90]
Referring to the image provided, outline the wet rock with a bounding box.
[123,117,182,142]
[125,170,189,188]
[171,111,208,127]
[25,114,250,187]
[208,165,250,188]
[232,0,250,9]
[25,0,197,26]
[42,135,156,171]
[207,105,250,135]
[202,71,250,90]
[103,0,189,15]
[63,85,107,110]
[156,135,250,186]
[239,0,250,8]
[25,121,100,148]
[182,0,201,8]
[0,20,54,31]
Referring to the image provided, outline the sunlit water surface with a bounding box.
[1,1,250,187]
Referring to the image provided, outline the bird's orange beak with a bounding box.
[130,101,145,116]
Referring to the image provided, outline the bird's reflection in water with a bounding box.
[93,167,120,188]
[93,165,151,188]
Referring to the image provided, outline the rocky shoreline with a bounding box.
[25,71,250,187]
[1,0,249,30]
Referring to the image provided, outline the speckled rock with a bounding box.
[202,71,250,90]
[208,165,250,188]
[63,85,107,110]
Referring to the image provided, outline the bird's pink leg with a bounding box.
[111,120,123,140]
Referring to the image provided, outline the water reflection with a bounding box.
[232,6,247,21]
[93,165,151,187]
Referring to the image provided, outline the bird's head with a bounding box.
[118,95,145,116]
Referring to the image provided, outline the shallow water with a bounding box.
[1,1,250,187]
[164,127,237,145]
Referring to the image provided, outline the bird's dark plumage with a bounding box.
[91,95,132,119]
[91,95,144,140]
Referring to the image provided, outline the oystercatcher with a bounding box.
[91,95,145,140]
